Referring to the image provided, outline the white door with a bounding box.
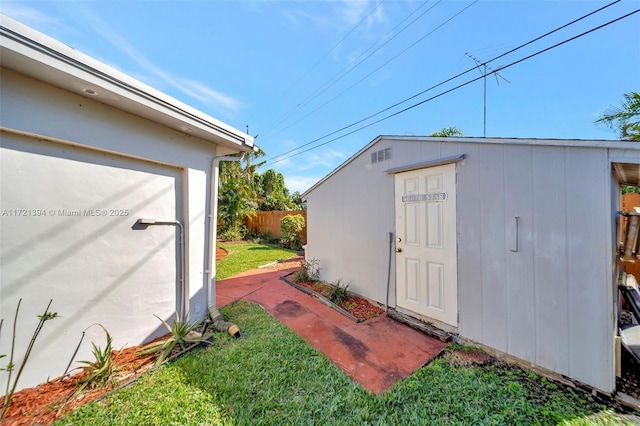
[395,163,458,327]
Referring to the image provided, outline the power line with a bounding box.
[267,0,621,163]
[260,1,441,140]
[300,1,440,105]
[259,0,387,137]
[283,0,385,95]
[264,0,623,165]
[264,0,477,144]
[264,6,638,167]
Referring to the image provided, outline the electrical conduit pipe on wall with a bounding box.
[385,231,393,312]
[205,155,242,337]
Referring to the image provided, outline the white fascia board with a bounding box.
[381,135,640,149]
[0,14,254,152]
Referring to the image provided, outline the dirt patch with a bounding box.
[381,368,404,389]
[260,256,304,272]
[446,348,493,368]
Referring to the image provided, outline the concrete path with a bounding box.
[216,266,448,394]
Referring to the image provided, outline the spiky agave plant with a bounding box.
[139,314,212,366]
[75,324,117,392]
[58,324,119,417]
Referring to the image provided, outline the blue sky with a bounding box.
[2,1,639,193]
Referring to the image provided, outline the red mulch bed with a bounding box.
[2,258,384,425]
[292,279,385,322]
[1,341,163,425]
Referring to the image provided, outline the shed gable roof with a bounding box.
[302,135,640,198]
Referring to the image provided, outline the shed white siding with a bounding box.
[457,143,611,390]
[305,143,395,305]
[304,136,640,393]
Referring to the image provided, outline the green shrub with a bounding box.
[260,231,280,245]
[244,230,261,244]
[280,214,305,250]
[295,258,321,283]
[327,279,351,304]
[219,225,247,242]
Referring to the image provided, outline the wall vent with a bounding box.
[371,148,391,164]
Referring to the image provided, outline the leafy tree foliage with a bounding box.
[217,149,306,240]
[290,191,306,211]
[254,169,291,211]
[595,91,640,141]
[218,150,265,238]
[430,126,464,137]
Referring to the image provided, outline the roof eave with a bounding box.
[302,135,640,198]
[0,14,254,152]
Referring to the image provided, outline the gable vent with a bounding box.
[371,148,391,164]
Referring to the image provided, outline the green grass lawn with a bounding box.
[215,242,298,280]
[57,301,637,425]
[52,242,638,424]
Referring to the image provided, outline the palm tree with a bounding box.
[218,149,265,238]
[595,91,640,141]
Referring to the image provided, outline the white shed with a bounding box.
[0,16,254,391]
[303,135,640,395]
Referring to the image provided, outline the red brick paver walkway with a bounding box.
[216,264,448,394]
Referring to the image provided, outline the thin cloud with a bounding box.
[262,138,298,169]
[80,9,242,116]
[281,8,332,29]
[0,3,60,27]
[285,175,321,193]
[281,0,385,34]
[271,147,345,173]
[298,149,347,171]
[176,79,241,112]
[338,0,384,27]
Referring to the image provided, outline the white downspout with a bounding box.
[206,155,241,310]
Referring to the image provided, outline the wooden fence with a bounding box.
[245,210,307,243]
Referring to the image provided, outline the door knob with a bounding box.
[396,237,402,243]
[395,248,402,253]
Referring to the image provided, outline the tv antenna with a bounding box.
[465,53,511,137]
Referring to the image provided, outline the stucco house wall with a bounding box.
[0,16,253,390]
[303,135,640,393]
